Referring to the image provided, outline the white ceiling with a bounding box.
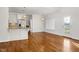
[9,7,61,15]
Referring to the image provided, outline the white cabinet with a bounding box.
[9,13,17,23]
[8,29,28,40]
[17,14,26,19]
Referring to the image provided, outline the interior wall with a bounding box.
[0,7,9,41]
[45,7,79,40]
[31,14,44,32]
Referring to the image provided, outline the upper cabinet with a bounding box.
[9,13,17,23]
[8,12,30,29]
[17,13,26,20]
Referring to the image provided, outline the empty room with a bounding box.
[0,7,79,52]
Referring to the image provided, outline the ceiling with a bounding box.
[9,7,61,16]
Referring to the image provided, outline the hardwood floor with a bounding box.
[0,32,79,52]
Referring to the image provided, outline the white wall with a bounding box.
[0,7,9,41]
[45,7,79,40]
[31,14,44,32]
[0,7,8,33]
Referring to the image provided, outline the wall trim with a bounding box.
[45,32,79,41]
[0,39,28,43]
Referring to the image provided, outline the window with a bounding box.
[64,16,71,34]
[64,16,71,24]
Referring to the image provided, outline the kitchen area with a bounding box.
[7,7,31,42]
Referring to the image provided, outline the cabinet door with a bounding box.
[9,13,17,23]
